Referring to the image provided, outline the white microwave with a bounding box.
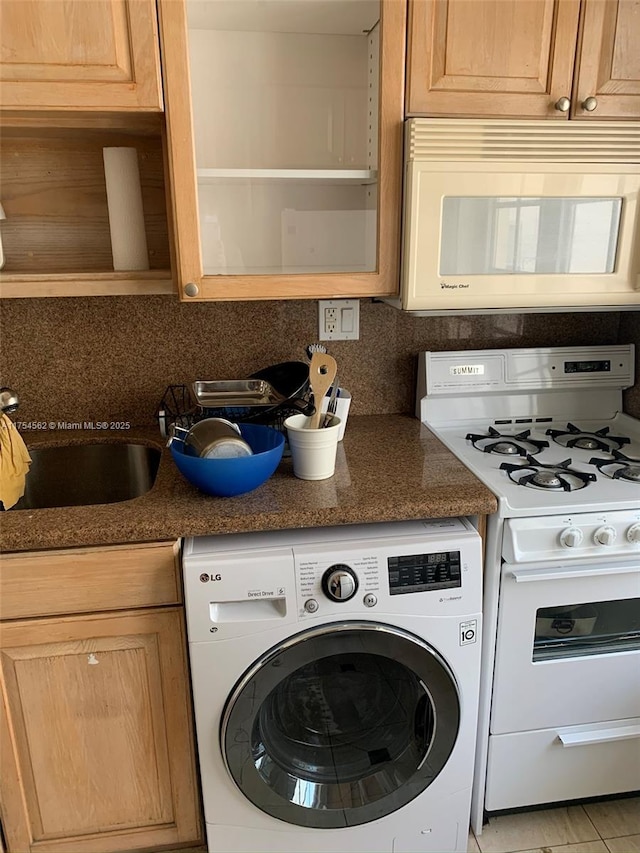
[398,119,640,314]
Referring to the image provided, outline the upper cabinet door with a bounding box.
[572,0,640,119]
[158,0,405,301]
[406,0,581,118]
[0,0,163,110]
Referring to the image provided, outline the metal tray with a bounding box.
[192,380,279,408]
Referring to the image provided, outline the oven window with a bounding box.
[534,598,640,661]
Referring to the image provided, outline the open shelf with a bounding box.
[0,122,173,298]
[0,270,174,298]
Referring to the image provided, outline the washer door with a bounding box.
[221,621,460,828]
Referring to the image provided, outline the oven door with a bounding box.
[491,557,640,735]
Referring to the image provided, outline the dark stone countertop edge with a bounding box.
[1,414,498,554]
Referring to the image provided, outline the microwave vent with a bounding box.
[406,119,640,163]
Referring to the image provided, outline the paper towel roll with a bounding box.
[103,147,149,271]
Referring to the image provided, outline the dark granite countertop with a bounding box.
[1,414,497,553]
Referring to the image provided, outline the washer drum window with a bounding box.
[221,622,460,829]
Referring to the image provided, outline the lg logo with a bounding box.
[199,573,222,583]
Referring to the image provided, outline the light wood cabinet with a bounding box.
[574,0,640,119]
[0,0,171,299]
[158,0,405,302]
[407,0,640,120]
[0,0,163,111]
[0,544,202,853]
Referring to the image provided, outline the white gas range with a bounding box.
[417,345,640,834]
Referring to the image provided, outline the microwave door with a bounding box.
[400,119,640,313]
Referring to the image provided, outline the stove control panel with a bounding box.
[627,524,640,544]
[594,525,617,547]
[560,527,583,549]
[505,511,640,563]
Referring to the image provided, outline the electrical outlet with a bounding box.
[318,300,360,340]
[324,307,338,335]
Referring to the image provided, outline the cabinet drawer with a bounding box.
[0,542,181,620]
[486,719,640,811]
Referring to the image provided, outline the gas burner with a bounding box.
[546,422,630,454]
[500,456,597,492]
[589,450,640,482]
[466,426,549,457]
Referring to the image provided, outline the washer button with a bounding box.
[363,593,377,607]
[304,599,319,613]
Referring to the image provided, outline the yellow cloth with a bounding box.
[0,413,32,510]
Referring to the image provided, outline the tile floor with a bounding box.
[164,796,640,853]
[469,796,640,853]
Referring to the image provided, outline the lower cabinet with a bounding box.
[0,544,202,853]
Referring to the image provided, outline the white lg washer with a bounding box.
[183,518,482,853]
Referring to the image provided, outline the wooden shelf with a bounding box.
[197,168,378,185]
[0,270,174,298]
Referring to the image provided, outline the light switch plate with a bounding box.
[318,299,360,340]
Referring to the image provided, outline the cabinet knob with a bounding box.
[183,282,199,297]
[581,96,598,112]
[554,97,571,112]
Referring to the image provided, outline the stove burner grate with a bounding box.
[466,426,549,457]
[546,422,631,454]
[589,450,640,483]
[500,455,596,492]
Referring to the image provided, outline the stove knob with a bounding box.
[322,564,358,602]
[560,527,583,548]
[594,526,617,546]
[626,523,640,544]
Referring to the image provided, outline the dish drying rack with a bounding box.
[155,384,311,438]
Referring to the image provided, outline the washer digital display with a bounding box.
[388,551,462,595]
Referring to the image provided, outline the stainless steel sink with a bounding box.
[11,443,161,510]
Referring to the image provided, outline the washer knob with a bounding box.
[322,564,358,602]
[594,525,616,546]
[560,527,583,548]
[626,523,640,544]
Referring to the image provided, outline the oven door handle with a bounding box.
[557,723,640,747]
[509,564,638,583]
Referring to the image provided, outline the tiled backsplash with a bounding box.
[1,296,635,428]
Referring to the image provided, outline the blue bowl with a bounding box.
[170,423,285,497]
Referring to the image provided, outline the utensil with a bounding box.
[308,352,337,429]
[323,382,339,428]
[305,342,327,361]
[320,388,351,440]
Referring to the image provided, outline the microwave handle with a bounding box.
[557,724,640,748]
[509,564,638,583]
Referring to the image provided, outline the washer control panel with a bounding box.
[388,550,462,595]
[296,539,471,617]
